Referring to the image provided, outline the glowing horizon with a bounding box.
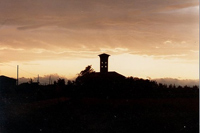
[0,0,199,83]
[1,53,198,80]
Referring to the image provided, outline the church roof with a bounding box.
[85,71,126,81]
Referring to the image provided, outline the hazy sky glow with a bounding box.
[0,0,199,83]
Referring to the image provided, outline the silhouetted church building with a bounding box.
[97,53,125,78]
[84,53,125,82]
[76,53,126,95]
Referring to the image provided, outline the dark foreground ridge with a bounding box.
[1,97,199,133]
[0,72,199,133]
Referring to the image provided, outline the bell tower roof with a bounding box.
[98,53,110,57]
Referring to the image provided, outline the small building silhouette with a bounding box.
[0,75,16,93]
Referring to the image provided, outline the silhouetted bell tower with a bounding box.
[98,53,110,73]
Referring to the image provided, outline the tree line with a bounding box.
[2,65,198,102]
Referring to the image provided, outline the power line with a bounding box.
[19,68,37,76]
[0,63,16,68]
[0,63,38,77]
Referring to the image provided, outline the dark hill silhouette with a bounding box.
[0,71,199,133]
[66,65,198,99]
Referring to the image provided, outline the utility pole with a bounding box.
[17,65,19,85]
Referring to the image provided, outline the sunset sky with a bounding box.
[0,0,199,84]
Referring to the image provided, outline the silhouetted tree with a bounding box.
[192,85,199,90]
[75,65,95,85]
[177,85,183,89]
[57,78,65,86]
[168,84,173,89]
[67,80,73,85]
[29,78,33,84]
[78,65,95,77]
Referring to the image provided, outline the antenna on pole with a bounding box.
[17,65,19,85]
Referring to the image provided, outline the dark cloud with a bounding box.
[0,0,198,27]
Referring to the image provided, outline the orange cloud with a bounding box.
[0,0,198,64]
